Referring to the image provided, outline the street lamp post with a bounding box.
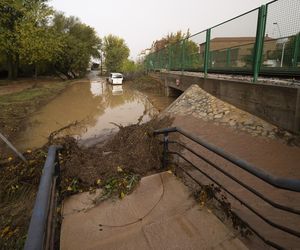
[273,22,287,67]
[280,41,286,67]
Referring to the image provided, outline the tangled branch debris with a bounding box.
[0,117,172,249]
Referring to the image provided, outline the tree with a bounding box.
[121,59,135,73]
[121,59,143,73]
[0,0,24,79]
[146,30,198,70]
[17,2,63,77]
[103,35,130,72]
[0,1,101,80]
[152,30,188,52]
[52,13,102,78]
[0,0,64,79]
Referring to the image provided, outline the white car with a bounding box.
[108,73,123,85]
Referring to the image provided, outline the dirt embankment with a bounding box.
[0,117,172,249]
[0,78,78,157]
[126,75,163,91]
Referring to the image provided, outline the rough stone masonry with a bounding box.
[164,84,297,144]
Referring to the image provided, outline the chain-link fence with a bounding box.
[144,0,300,81]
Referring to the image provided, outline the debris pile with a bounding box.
[0,117,172,249]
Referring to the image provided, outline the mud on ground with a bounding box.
[57,117,172,192]
[0,117,172,249]
[0,78,78,158]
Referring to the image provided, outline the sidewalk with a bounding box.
[60,172,247,250]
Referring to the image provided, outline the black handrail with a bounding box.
[178,165,284,250]
[169,151,300,238]
[173,140,300,215]
[24,145,61,250]
[154,127,300,192]
[153,127,300,249]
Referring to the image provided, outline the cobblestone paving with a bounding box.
[165,85,297,144]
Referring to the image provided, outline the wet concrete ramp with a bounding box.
[61,172,247,250]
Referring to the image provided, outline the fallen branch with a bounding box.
[48,119,83,142]
[109,122,123,129]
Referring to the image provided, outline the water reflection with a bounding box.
[111,85,123,95]
[15,72,159,150]
[90,80,105,96]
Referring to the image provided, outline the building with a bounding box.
[198,36,277,68]
[137,48,151,63]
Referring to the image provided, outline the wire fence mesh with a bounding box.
[209,8,259,72]
[261,0,300,72]
[185,31,206,71]
[144,0,300,80]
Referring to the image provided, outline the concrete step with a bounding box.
[172,114,300,248]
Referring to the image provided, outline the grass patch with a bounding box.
[0,82,68,104]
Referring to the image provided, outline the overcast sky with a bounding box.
[49,0,272,59]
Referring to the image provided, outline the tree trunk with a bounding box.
[7,54,14,80]
[13,54,19,79]
[34,63,38,79]
[7,53,18,80]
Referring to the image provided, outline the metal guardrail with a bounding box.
[24,145,62,250]
[153,127,300,249]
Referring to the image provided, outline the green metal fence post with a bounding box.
[152,53,154,70]
[167,46,170,70]
[152,52,154,69]
[169,45,172,70]
[161,50,163,69]
[226,48,231,68]
[159,50,162,69]
[293,33,300,68]
[204,29,211,77]
[144,58,147,72]
[153,52,155,70]
[165,48,168,69]
[253,5,267,82]
[181,39,186,72]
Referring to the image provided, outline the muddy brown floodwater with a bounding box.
[14,71,174,151]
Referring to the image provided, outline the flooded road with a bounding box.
[15,71,173,150]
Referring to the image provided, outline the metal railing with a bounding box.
[153,127,300,249]
[24,145,62,250]
[144,0,300,81]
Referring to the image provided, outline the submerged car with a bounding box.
[108,73,123,85]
